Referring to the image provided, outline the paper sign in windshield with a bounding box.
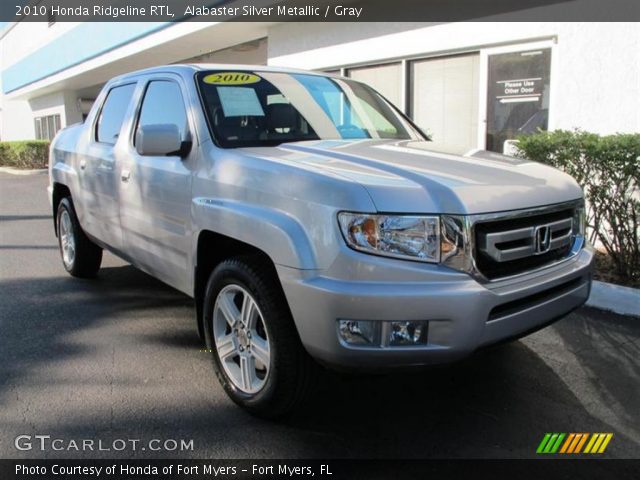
[217,87,265,117]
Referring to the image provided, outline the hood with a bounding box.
[239,139,583,215]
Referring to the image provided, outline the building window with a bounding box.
[346,63,403,111]
[410,54,480,155]
[34,114,61,141]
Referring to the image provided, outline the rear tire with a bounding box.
[56,197,102,278]
[203,254,317,418]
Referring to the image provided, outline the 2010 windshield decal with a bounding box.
[203,73,262,85]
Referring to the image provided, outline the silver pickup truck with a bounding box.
[49,64,593,416]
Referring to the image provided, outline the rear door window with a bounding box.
[96,83,136,144]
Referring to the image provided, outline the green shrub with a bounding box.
[0,140,50,169]
[516,130,640,282]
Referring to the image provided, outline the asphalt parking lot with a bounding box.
[0,171,639,460]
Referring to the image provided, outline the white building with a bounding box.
[1,21,638,154]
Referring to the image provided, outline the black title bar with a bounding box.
[2,459,640,480]
[2,0,640,23]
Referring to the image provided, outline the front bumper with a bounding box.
[278,246,593,369]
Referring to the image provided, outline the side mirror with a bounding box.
[135,124,187,157]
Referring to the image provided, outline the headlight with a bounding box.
[338,212,440,262]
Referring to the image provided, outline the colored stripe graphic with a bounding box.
[559,433,575,453]
[591,434,607,453]
[536,433,566,454]
[584,433,601,453]
[584,433,598,453]
[537,433,613,454]
[598,433,613,453]
[550,433,565,453]
[574,433,589,453]
[567,433,583,453]
[585,433,614,454]
[598,434,613,453]
[537,433,552,453]
[544,434,559,453]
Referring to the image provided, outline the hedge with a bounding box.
[0,140,50,169]
[516,130,640,282]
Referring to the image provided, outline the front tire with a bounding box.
[203,255,317,417]
[56,197,102,278]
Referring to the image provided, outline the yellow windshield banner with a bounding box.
[203,72,261,85]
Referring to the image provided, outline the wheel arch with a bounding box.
[52,182,71,236]
[193,230,290,342]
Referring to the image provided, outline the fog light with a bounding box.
[388,321,428,346]
[338,320,380,345]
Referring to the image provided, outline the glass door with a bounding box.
[485,48,551,153]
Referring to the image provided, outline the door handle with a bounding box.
[80,159,86,170]
[121,169,131,182]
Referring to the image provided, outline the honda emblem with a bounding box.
[534,225,551,254]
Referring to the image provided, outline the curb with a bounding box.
[0,167,47,176]
[586,280,640,317]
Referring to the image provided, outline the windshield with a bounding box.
[196,70,422,148]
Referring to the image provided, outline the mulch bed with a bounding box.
[593,250,639,289]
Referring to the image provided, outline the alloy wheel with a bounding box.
[59,209,76,268]
[212,284,271,394]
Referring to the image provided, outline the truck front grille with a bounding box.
[474,206,576,280]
